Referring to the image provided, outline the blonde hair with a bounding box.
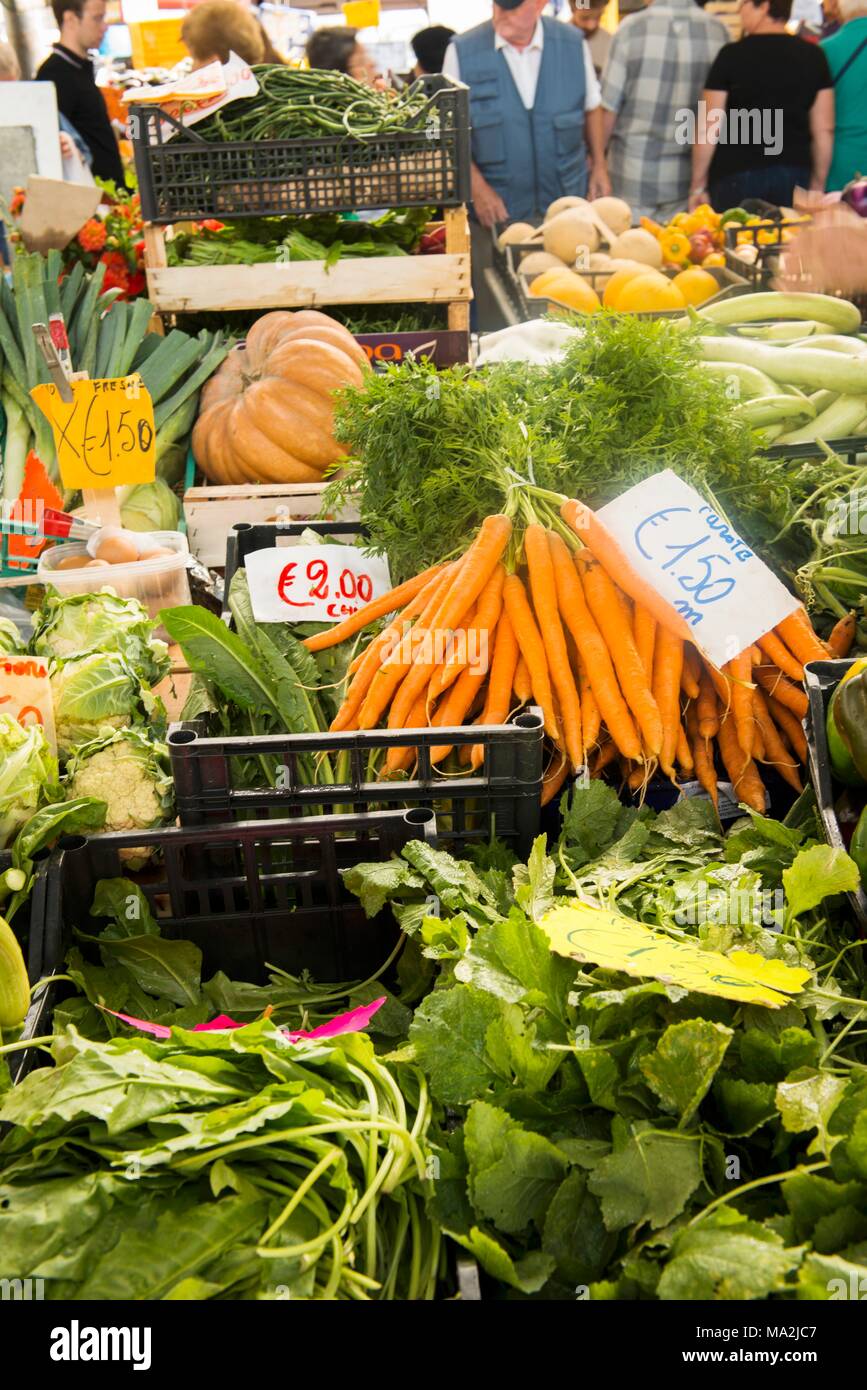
[0,42,21,80]
[181,2,265,66]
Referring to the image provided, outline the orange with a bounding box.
[614,273,688,313]
[602,264,647,309]
[672,266,719,305]
[529,268,601,314]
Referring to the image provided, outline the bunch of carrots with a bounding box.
[303,497,854,811]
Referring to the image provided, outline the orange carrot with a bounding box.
[676,722,694,776]
[548,534,641,761]
[575,550,663,756]
[303,563,446,651]
[718,712,766,813]
[356,567,457,730]
[775,607,828,666]
[707,662,733,716]
[502,574,562,745]
[427,603,477,704]
[514,655,532,704]
[387,692,430,773]
[827,612,857,657]
[681,644,701,700]
[334,564,456,729]
[752,689,802,792]
[696,665,720,739]
[385,515,512,737]
[576,653,601,752]
[686,702,718,812]
[767,696,808,764]
[471,609,519,770]
[651,627,684,778]
[727,650,755,757]
[429,662,489,763]
[524,524,583,771]
[756,630,804,683]
[561,499,695,643]
[754,665,808,719]
[752,719,766,762]
[541,753,570,807]
[633,605,656,682]
[590,740,617,775]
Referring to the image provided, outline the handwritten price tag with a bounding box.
[0,655,56,753]
[245,545,393,624]
[597,470,799,666]
[31,375,155,490]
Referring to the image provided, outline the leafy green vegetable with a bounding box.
[32,588,169,686]
[0,715,59,848]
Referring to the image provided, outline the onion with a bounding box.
[842,175,867,218]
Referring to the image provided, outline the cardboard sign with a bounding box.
[541,901,810,1008]
[597,470,799,666]
[17,176,100,255]
[31,375,155,491]
[0,654,56,753]
[245,545,392,624]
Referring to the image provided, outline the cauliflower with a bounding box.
[65,729,174,865]
[33,587,169,686]
[50,651,157,757]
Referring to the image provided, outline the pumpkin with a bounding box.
[193,309,368,484]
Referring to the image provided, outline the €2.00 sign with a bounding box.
[244,545,393,624]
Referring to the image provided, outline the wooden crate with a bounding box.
[183,481,360,568]
[144,206,471,334]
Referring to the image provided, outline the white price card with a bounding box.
[245,546,393,625]
[596,470,799,666]
[0,654,56,753]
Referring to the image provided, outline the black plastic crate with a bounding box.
[131,76,471,224]
[804,658,867,933]
[183,521,545,853]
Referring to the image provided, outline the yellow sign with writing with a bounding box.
[541,901,811,1009]
[0,654,57,754]
[31,375,155,490]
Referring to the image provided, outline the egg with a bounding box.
[85,558,111,568]
[53,554,91,570]
[137,546,174,562]
[94,534,140,565]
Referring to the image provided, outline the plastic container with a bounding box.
[130,75,471,224]
[36,531,191,640]
[804,657,867,934]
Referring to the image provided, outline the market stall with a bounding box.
[2,141,867,1325]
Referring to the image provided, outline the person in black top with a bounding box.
[689,0,835,209]
[410,25,455,76]
[36,0,126,187]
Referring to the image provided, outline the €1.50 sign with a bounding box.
[244,545,392,624]
[31,375,155,491]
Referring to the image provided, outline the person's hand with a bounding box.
[471,166,508,229]
[59,131,75,159]
[688,186,708,211]
[588,163,612,200]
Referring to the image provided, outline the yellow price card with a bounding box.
[31,375,155,490]
[541,901,811,1009]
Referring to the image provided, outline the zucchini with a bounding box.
[776,393,867,444]
[738,393,816,426]
[794,334,867,356]
[697,291,861,334]
[0,914,30,1029]
[737,320,820,341]
[697,336,867,394]
[698,359,778,399]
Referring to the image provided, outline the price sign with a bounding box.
[31,375,155,491]
[597,470,799,666]
[0,655,56,753]
[244,545,393,624]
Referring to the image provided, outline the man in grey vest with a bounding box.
[443,0,609,325]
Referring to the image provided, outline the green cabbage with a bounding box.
[50,651,158,756]
[119,479,181,533]
[0,714,60,848]
[0,617,24,653]
[65,728,174,849]
[32,588,169,686]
